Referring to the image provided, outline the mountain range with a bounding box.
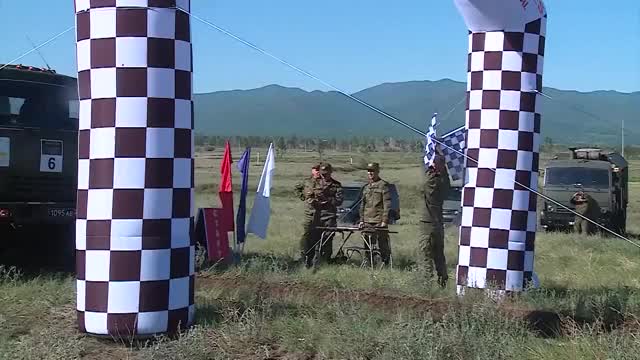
[193,79,639,145]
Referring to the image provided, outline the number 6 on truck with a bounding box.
[40,139,63,173]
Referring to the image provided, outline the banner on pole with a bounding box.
[195,208,231,263]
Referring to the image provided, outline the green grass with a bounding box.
[2,149,640,359]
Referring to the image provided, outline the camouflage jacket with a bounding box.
[359,178,392,224]
[421,168,451,223]
[294,176,316,202]
[296,176,343,219]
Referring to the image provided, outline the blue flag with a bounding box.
[236,147,251,244]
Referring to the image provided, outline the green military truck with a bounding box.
[540,147,628,235]
[0,64,78,268]
[442,179,463,226]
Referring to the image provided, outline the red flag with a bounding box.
[219,140,235,232]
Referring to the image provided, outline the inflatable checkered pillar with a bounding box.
[453,0,547,295]
[74,0,195,337]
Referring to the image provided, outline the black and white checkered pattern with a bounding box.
[423,113,438,169]
[74,0,195,337]
[456,15,546,295]
[440,125,466,182]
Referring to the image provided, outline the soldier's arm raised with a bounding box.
[569,193,578,205]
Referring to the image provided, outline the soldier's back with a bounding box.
[586,194,601,219]
[421,171,448,223]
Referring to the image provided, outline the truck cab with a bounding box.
[540,148,628,235]
[0,64,78,267]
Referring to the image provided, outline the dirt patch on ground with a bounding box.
[213,337,317,360]
[196,273,563,337]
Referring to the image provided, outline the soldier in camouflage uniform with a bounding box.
[315,163,344,262]
[570,191,601,235]
[419,150,451,288]
[295,162,343,267]
[294,163,321,266]
[358,162,392,266]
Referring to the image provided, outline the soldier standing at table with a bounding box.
[295,163,321,267]
[419,150,450,288]
[358,162,392,266]
[314,163,344,263]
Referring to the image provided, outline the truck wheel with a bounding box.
[57,224,76,273]
[617,212,627,236]
[41,224,75,272]
[0,225,11,259]
[601,216,621,237]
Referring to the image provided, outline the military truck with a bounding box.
[337,182,400,226]
[539,147,628,235]
[0,64,78,268]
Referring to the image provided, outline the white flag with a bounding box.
[247,143,275,239]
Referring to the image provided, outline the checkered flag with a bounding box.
[440,125,466,181]
[423,113,438,169]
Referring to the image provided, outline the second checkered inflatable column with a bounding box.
[453,0,547,295]
[74,1,195,337]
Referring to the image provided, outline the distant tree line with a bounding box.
[196,133,640,160]
[194,134,427,154]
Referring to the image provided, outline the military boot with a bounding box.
[437,275,447,288]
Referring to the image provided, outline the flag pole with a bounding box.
[232,177,237,263]
[233,198,240,265]
[232,228,238,265]
[233,228,239,265]
[219,139,236,266]
[231,180,239,265]
[234,146,251,264]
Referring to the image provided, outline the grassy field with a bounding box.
[2,148,640,359]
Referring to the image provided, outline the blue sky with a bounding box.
[1,0,638,94]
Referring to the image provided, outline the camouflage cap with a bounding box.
[311,163,321,170]
[319,162,332,173]
[366,162,380,171]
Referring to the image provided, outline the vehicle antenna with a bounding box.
[622,118,625,157]
[25,35,52,70]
